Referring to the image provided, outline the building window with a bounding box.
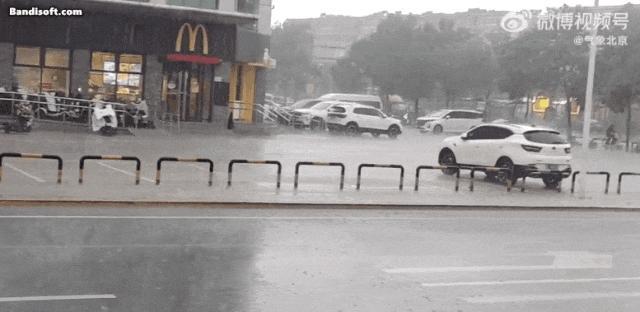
[89,51,144,102]
[237,0,258,14]
[13,46,71,95]
[167,0,219,10]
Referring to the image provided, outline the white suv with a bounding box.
[327,104,403,138]
[418,109,483,134]
[438,124,572,188]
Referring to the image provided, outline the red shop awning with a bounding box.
[166,53,222,65]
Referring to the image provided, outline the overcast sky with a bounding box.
[271,0,637,24]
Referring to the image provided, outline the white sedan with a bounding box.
[438,123,572,188]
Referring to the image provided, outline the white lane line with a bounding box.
[96,161,154,183]
[4,164,46,183]
[0,215,637,222]
[423,277,640,287]
[187,164,208,171]
[0,294,116,303]
[463,292,640,304]
[385,251,612,273]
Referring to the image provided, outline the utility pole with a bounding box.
[580,0,599,198]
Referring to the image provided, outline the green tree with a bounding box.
[598,4,640,150]
[268,23,318,99]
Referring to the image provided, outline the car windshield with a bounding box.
[524,131,568,144]
[290,100,320,109]
[427,110,448,118]
[311,102,333,110]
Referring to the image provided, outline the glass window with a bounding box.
[119,54,143,73]
[41,68,70,94]
[89,52,144,102]
[13,67,41,93]
[237,0,258,14]
[13,46,70,95]
[91,52,116,71]
[44,48,69,68]
[15,46,40,66]
[524,131,567,144]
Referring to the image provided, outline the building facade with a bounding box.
[0,0,272,124]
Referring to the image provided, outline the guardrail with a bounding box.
[618,172,640,195]
[415,165,464,192]
[357,164,404,191]
[0,90,143,129]
[228,160,282,189]
[520,170,564,193]
[156,157,214,186]
[571,171,611,194]
[79,155,141,185]
[470,167,513,192]
[0,153,63,184]
[294,162,345,190]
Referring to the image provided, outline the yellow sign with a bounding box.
[532,96,550,113]
[175,23,209,55]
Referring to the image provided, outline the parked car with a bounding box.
[286,99,323,111]
[318,93,384,110]
[418,109,483,134]
[438,124,572,188]
[292,101,346,129]
[326,103,403,138]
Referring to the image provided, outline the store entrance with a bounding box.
[163,62,214,122]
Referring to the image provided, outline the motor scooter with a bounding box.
[92,103,118,136]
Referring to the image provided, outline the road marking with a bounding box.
[187,164,208,171]
[385,252,612,273]
[4,164,46,183]
[422,276,640,287]
[0,294,116,303]
[463,292,640,304]
[0,215,636,222]
[96,161,154,183]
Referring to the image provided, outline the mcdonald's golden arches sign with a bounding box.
[167,23,221,65]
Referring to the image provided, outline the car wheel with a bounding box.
[433,125,443,135]
[542,174,562,189]
[387,125,400,139]
[495,157,516,185]
[438,149,458,175]
[372,132,380,138]
[310,118,323,131]
[345,123,360,136]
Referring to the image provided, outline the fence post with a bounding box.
[79,155,141,185]
[227,160,282,189]
[0,153,63,184]
[294,162,345,190]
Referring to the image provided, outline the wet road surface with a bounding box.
[1,204,640,312]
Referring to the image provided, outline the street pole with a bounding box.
[580,0,599,198]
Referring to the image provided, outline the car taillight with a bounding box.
[565,147,571,154]
[522,145,542,153]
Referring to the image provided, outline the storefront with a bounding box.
[0,0,267,125]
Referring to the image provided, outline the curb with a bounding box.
[1,199,639,212]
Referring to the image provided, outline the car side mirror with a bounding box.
[445,115,451,119]
[461,134,469,140]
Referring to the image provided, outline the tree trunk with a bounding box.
[626,102,632,152]
[566,96,572,144]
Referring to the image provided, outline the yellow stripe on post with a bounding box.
[102,155,123,161]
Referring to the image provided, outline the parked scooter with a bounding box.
[2,92,33,133]
[92,101,118,136]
